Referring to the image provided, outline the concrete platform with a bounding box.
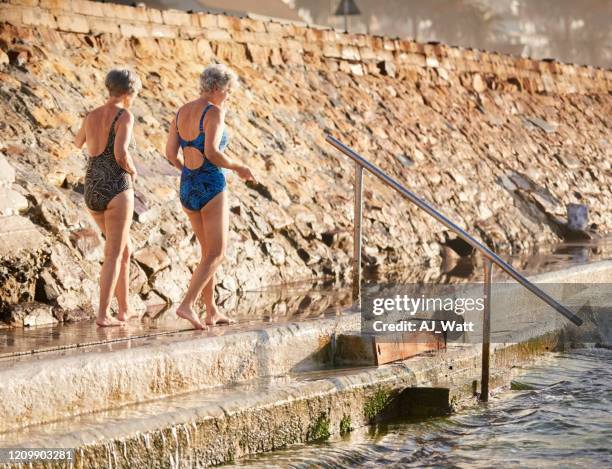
[0,337,567,469]
[0,261,610,467]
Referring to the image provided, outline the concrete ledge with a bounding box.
[0,333,562,468]
[0,314,359,433]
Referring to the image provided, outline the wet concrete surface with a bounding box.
[1,238,609,361]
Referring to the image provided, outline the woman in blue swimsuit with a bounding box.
[165,64,255,330]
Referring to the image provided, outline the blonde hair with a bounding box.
[105,69,142,97]
[199,64,238,94]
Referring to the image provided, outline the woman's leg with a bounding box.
[190,220,234,326]
[114,239,132,321]
[177,191,228,328]
[96,190,134,326]
[89,209,133,322]
[179,208,208,330]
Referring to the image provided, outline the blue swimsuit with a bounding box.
[177,103,229,211]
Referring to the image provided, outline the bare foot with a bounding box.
[117,310,140,322]
[96,316,125,327]
[177,307,207,331]
[205,308,236,326]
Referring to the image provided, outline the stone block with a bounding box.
[425,56,439,68]
[56,14,90,34]
[88,18,119,35]
[102,3,148,23]
[150,24,177,39]
[269,47,283,66]
[162,9,191,27]
[132,37,160,58]
[0,4,22,24]
[39,0,68,10]
[281,47,303,66]
[217,14,243,31]
[10,0,38,6]
[246,43,269,65]
[21,7,57,28]
[119,23,149,38]
[383,38,397,51]
[71,0,104,17]
[197,12,217,29]
[147,8,163,24]
[322,43,342,59]
[214,42,247,64]
[341,45,360,61]
[204,29,231,42]
[178,25,203,38]
[265,21,284,34]
[240,17,266,32]
[232,31,276,47]
[195,38,213,60]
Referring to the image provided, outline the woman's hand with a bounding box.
[234,164,255,181]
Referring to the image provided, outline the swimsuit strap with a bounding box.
[199,103,213,133]
[107,109,125,145]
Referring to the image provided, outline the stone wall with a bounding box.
[0,0,610,325]
[1,0,611,93]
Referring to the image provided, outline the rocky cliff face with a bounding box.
[0,1,610,326]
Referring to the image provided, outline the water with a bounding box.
[230,348,612,468]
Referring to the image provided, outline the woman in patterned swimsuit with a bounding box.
[75,69,141,327]
[166,64,255,330]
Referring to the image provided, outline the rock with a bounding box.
[0,50,8,67]
[472,73,486,93]
[523,116,558,133]
[142,290,167,315]
[133,190,159,223]
[36,270,60,302]
[377,60,396,77]
[221,276,237,292]
[0,216,45,257]
[134,246,170,275]
[567,204,588,232]
[69,228,103,262]
[0,188,28,216]
[151,264,191,303]
[0,156,16,187]
[129,260,149,295]
[9,302,58,327]
[264,242,286,266]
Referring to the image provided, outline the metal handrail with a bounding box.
[326,134,582,327]
[326,134,583,401]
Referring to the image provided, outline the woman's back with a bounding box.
[84,105,125,157]
[176,99,227,170]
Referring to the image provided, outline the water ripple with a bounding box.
[231,348,612,468]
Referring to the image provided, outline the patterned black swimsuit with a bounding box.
[84,109,133,212]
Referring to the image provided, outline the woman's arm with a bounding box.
[113,110,138,176]
[204,106,254,181]
[165,116,183,171]
[74,114,87,148]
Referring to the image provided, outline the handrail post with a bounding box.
[325,135,583,327]
[353,164,363,306]
[480,259,493,402]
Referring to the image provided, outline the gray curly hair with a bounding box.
[105,69,142,97]
[200,64,238,94]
